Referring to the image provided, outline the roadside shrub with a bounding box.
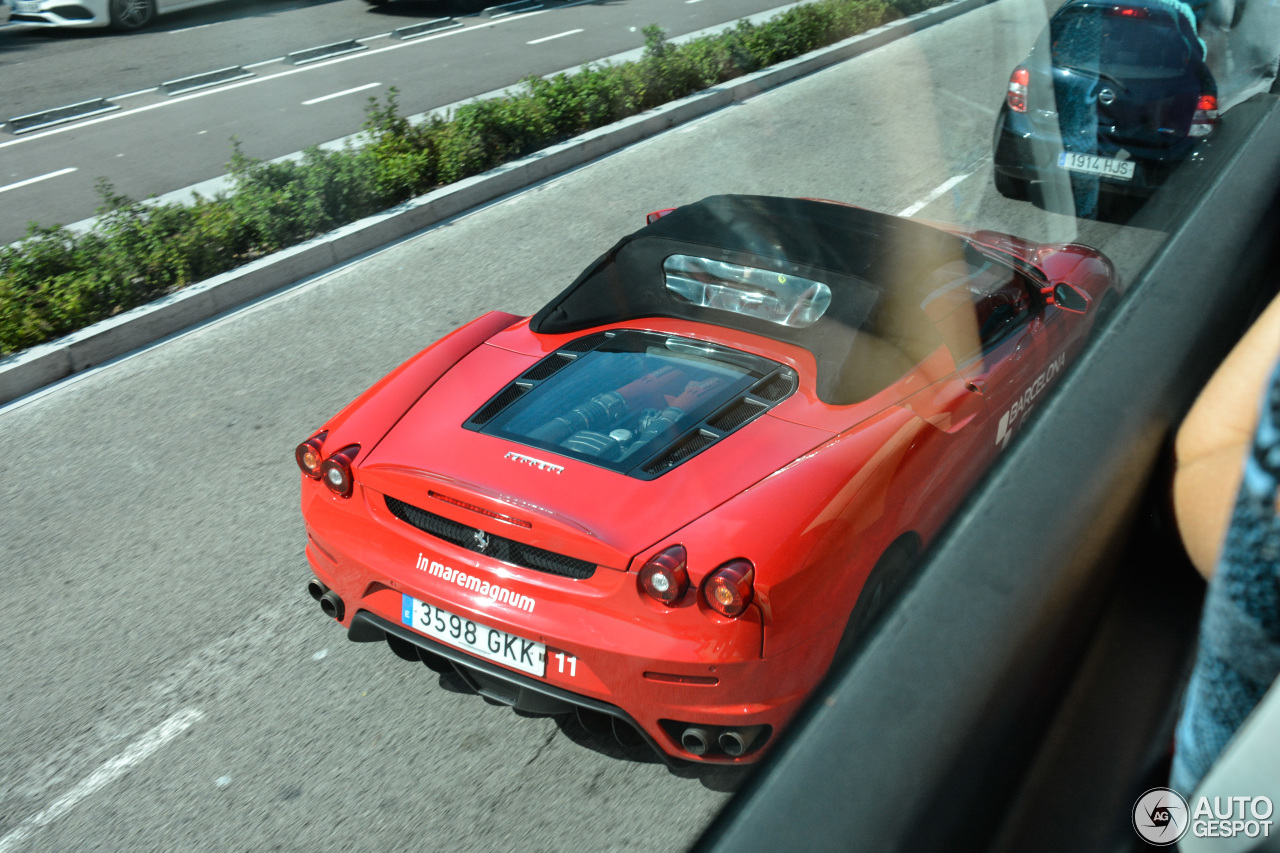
[227,143,385,251]
[0,0,938,356]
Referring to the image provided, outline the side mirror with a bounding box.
[1045,282,1089,314]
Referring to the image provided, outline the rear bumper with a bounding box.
[348,610,680,762]
[993,107,1208,195]
[303,481,836,763]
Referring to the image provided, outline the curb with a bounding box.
[391,18,463,40]
[483,0,544,18]
[0,0,989,407]
[286,39,367,66]
[5,98,119,135]
[161,66,255,96]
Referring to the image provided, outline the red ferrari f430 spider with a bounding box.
[297,195,1120,763]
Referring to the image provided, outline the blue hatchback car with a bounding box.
[992,0,1218,205]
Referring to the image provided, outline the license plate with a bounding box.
[15,1,42,12]
[1058,151,1135,180]
[401,594,545,677]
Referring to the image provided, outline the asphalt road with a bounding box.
[0,0,1184,849]
[0,0,795,244]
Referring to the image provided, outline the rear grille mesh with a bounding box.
[521,353,573,382]
[472,383,529,425]
[643,430,718,476]
[560,332,612,352]
[708,398,767,432]
[753,370,798,402]
[384,495,597,579]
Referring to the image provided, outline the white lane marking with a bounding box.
[0,709,204,853]
[526,28,584,44]
[302,82,381,106]
[687,0,705,4]
[898,170,976,217]
[170,22,218,33]
[0,0,600,152]
[0,167,77,194]
[114,88,157,102]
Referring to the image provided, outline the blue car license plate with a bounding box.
[1058,152,1135,180]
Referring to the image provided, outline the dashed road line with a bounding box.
[898,169,978,217]
[303,82,382,106]
[0,0,595,153]
[527,28,584,44]
[0,709,204,853]
[0,167,77,194]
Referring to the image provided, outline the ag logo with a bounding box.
[1133,787,1189,845]
[473,530,490,553]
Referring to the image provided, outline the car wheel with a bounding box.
[832,535,921,665]
[108,0,156,30]
[994,169,1031,201]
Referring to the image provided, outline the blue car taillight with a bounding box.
[1007,67,1029,113]
[1191,93,1219,137]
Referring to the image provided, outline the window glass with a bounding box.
[479,330,774,473]
[1052,8,1198,76]
[4,0,1277,848]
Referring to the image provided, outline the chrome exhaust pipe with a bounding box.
[681,726,714,756]
[718,726,763,757]
[319,590,345,621]
[306,578,329,601]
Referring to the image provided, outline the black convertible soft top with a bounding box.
[530,195,973,405]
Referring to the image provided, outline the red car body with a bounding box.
[298,195,1119,764]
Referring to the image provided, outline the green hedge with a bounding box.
[0,0,939,356]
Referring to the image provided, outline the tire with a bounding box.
[1091,291,1121,339]
[832,535,921,665]
[1205,0,1244,27]
[108,0,156,30]
[994,169,1030,201]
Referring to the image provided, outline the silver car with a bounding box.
[7,0,226,30]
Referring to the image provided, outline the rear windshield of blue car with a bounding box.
[1051,8,1197,76]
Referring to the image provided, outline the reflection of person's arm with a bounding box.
[1174,292,1280,578]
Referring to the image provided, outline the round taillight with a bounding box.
[702,559,754,618]
[295,431,328,479]
[638,545,689,605]
[319,445,360,498]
